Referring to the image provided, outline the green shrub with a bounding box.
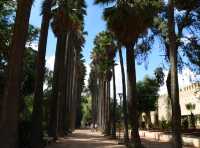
[160,120,171,130]
[182,118,189,129]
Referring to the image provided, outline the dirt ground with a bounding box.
[46,129,193,148]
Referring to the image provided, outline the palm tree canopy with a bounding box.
[51,0,86,36]
[91,31,116,80]
[96,0,164,46]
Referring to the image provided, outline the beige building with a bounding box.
[157,82,200,126]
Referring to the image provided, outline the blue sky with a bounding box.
[30,0,165,81]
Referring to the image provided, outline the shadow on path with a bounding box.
[46,129,194,148]
[46,129,125,148]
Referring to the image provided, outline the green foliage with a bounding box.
[91,31,116,80]
[96,0,164,46]
[137,68,164,113]
[185,103,196,129]
[154,67,165,86]
[22,47,37,96]
[0,0,16,51]
[81,95,92,125]
[0,0,39,96]
[137,76,159,113]
[19,95,34,148]
[182,117,189,129]
[26,24,40,45]
[151,0,200,73]
[20,95,34,121]
[44,69,53,97]
[0,0,16,94]
[160,120,171,130]
[110,98,122,122]
[183,38,200,73]
[185,103,196,112]
[51,0,87,35]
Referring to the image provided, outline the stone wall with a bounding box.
[157,83,200,123]
[179,83,200,116]
[158,94,171,121]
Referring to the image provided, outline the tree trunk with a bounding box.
[31,0,51,147]
[63,32,72,133]
[105,81,111,135]
[126,45,142,147]
[166,68,172,98]
[98,79,103,128]
[71,48,78,131]
[0,1,33,147]
[168,0,182,147]
[69,48,76,131]
[57,34,67,136]
[118,46,129,143]
[111,64,117,138]
[64,34,74,132]
[48,36,62,138]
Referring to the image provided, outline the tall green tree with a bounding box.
[118,43,129,142]
[48,0,86,137]
[137,68,164,129]
[168,0,182,147]
[95,1,163,147]
[31,0,53,147]
[90,31,116,135]
[0,0,34,148]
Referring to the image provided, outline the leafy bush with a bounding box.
[160,120,171,130]
[182,118,189,130]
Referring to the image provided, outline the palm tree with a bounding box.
[111,63,117,138]
[91,31,116,134]
[48,0,86,137]
[150,1,200,146]
[95,0,163,147]
[168,0,182,147]
[0,0,33,147]
[30,0,53,147]
[118,43,129,143]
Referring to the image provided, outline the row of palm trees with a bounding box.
[0,0,86,148]
[89,0,164,147]
[89,31,115,135]
[89,0,200,148]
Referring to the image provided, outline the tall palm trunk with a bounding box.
[103,80,107,132]
[57,34,67,136]
[168,0,182,147]
[66,44,74,132]
[31,0,52,147]
[108,81,111,134]
[0,0,33,147]
[63,32,72,133]
[118,46,129,143]
[105,80,111,135]
[70,49,78,131]
[48,36,62,138]
[100,79,105,129]
[98,79,103,128]
[111,64,117,138]
[63,33,72,132]
[126,45,141,147]
[69,48,76,130]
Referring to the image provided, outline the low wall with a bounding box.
[139,130,200,148]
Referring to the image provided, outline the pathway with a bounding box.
[46,129,125,148]
[46,129,193,148]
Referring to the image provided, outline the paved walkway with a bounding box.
[46,129,193,148]
[46,129,125,148]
